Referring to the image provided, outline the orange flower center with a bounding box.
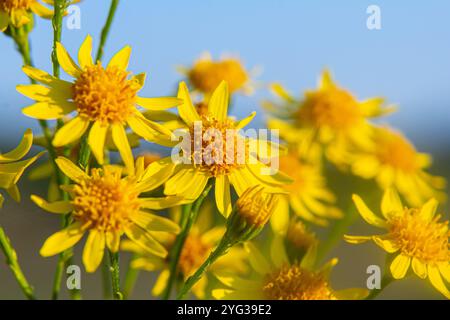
[298,88,362,130]
[375,130,418,172]
[0,0,33,12]
[279,155,311,193]
[188,59,248,94]
[263,264,335,300]
[388,209,449,264]
[178,235,211,277]
[71,168,141,232]
[72,63,139,124]
[186,116,247,176]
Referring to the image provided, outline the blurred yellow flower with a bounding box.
[122,203,248,299]
[345,188,450,299]
[0,0,52,31]
[266,70,393,165]
[0,129,43,205]
[350,126,446,207]
[180,52,254,97]
[271,153,342,231]
[33,156,187,272]
[153,81,290,217]
[17,35,182,174]
[212,237,367,300]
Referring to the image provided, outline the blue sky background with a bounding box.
[1,0,449,152]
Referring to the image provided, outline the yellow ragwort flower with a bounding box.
[122,203,248,299]
[180,52,253,96]
[212,237,367,300]
[17,35,182,174]
[350,126,446,207]
[0,129,43,206]
[32,156,188,272]
[271,153,342,231]
[0,0,53,31]
[152,81,291,217]
[345,188,450,299]
[266,70,392,165]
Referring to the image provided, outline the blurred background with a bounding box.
[0,0,449,299]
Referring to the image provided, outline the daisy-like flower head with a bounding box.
[0,0,54,31]
[180,52,254,97]
[271,153,342,232]
[345,188,450,299]
[158,81,291,217]
[17,35,182,174]
[0,129,43,206]
[212,237,368,300]
[351,126,446,207]
[32,156,188,272]
[122,203,248,299]
[266,70,393,165]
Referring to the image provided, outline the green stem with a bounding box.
[161,184,212,299]
[0,227,35,300]
[109,250,123,300]
[102,258,112,299]
[122,255,140,300]
[51,0,68,78]
[177,236,232,300]
[365,273,394,300]
[95,0,120,62]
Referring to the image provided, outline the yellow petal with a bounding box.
[82,230,105,273]
[21,66,72,92]
[78,35,94,69]
[136,97,183,111]
[30,2,53,19]
[0,129,32,163]
[372,235,399,253]
[352,194,387,228]
[344,235,372,244]
[132,112,173,137]
[23,101,75,120]
[53,117,90,147]
[208,81,229,121]
[235,111,256,130]
[177,81,200,126]
[419,198,438,221]
[10,9,29,27]
[111,124,134,175]
[244,242,270,275]
[270,83,295,102]
[152,270,170,297]
[108,46,131,70]
[40,222,85,257]
[56,42,81,77]
[31,195,73,214]
[270,236,289,268]
[55,157,88,182]
[16,84,71,102]
[215,175,232,217]
[125,224,167,258]
[136,157,176,192]
[0,10,9,32]
[139,196,188,210]
[428,265,450,299]
[319,69,335,90]
[106,232,120,253]
[381,188,403,219]
[412,257,427,279]
[130,211,180,233]
[334,288,369,300]
[390,254,411,279]
[88,121,108,164]
[131,73,146,91]
[270,196,289,235]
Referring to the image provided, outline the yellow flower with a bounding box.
[180,52,253,96]
[272,153,342,231]
[33,156,187,273]
[212,237,367,300]
[286,219,318,255]
[266,70,392,165]
[153,81,291,217]
[345,188,450,299]
[0,0,53,31]
[0,129,43,205]
[350,126,446,207]
[17,35,182,174]
[121,202,248,299]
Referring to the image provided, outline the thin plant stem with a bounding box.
[162,184,212,299]
[102,258,112,299]
[365,273,394,300]
[108,250,123,300]
[0,227,35,300]
[177,236,231,300]
[96,0,120,62]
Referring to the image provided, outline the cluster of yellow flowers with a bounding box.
[0,0,448,300]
